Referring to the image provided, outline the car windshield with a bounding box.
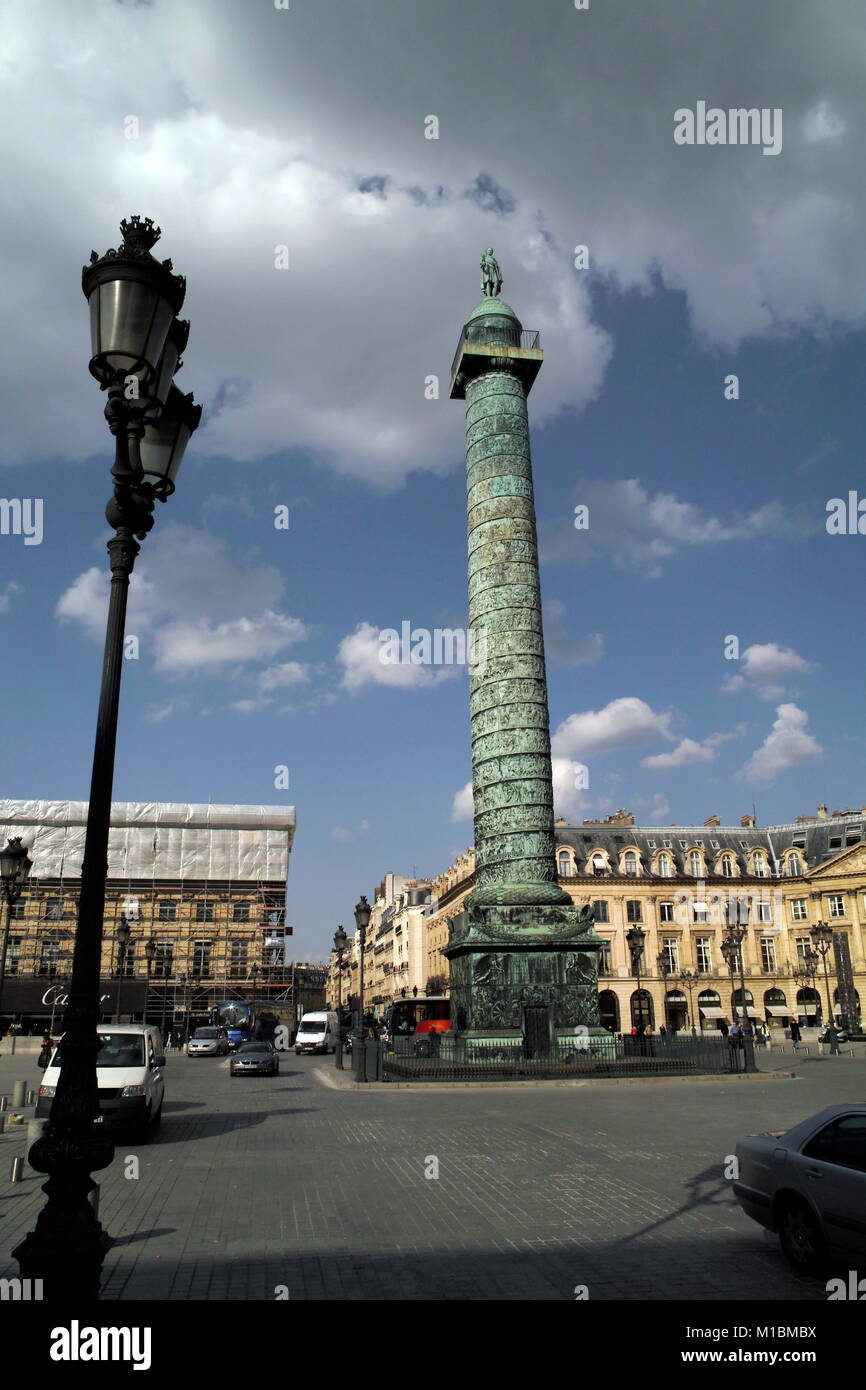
[238,1043,270,1053]
[300,1023,325,1033]
[193,1029,219,1039]
[55,1033,145,1068]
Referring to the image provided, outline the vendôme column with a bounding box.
[443,250,603,1047]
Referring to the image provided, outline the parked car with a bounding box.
[36,1023,165,1143]
[230,1041,279,1076]
[734,1104,866,1272]
[187,1026,230,1057]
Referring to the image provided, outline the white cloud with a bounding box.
[452,781,474,822]
[543,480,807,578]
[641,727,744,771]
[337,621,457,691]
[722,642,815,700]
[56,523,309,678]
[632,792,673,825]
[3,3,866,485]
[330,820,371,843]
[0,580,23,613]
[552,697,674,760]
[802,100,847,143]
[738,703,822,786]
[257,662,310,692]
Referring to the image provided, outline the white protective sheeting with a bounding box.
[0,801,295,884]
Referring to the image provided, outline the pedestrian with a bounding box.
[719,1018,729,1037]
[824,1023,840,1056]
[37,1032,53,1070]
[789,1017,801,1051]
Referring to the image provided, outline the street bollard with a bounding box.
[0,1095,7,1111]
[25,1119,48,1164]
[0,1113,5,1133]
[26,1089,35,1106]
[10,1155,24,1183]
[335,1035,344,1070]
[11,1081,26,1108]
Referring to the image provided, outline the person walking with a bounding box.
[789,1017,801,1051]
[824,1023,841,1056]
[37,1032,53,1070]
[728,1021,741,1071]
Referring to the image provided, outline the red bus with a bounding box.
[384,995,450,1039]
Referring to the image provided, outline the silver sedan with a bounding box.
[229,1041,279,1076]
[734,1103,866,1272]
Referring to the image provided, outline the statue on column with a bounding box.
[480,247,502,298]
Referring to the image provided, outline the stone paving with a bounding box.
[0,1047,863,1301]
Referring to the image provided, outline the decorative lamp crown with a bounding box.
[120,215,162,253]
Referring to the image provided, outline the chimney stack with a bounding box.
[704,815,721,827]
[817,803,828,821]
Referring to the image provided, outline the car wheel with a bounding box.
[131,1107,152,1145]
[778,1197,827,1274]
[151,1099,163,1128]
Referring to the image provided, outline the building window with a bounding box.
[656,853,672,878]
[119,944,136,977]
[692,903,709,924]
[626,900,643,924]
[592,900,609,924]
[43,898,64,921]
[720,855,734,878]
[659,902,675,923]
[152,942,174,978]
[597,942,612,975]
[757,901,772,923]
[38,937,62,976]
[794,936,812,963]
[760,939,777,972]
[232,902,250,923]
[192,941,212,978]
[688,851,703,877]
[229,941,249,979]
[557,851,573,878]
[9,900,26,921]
[790,898,808,923]
[623,852,638,877]
[158,900,177,922]
[828,894,846,918]
[195,901,214,924]
[661,938,679,971]
[752,851,767,877]
[787,852,802,876]
[695,938,712,972]
[4,937,22,975]
[591,853,607,875]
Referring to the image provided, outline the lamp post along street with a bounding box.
[679,968,698,1037]
[626,925,646,1035]
[0,839,32,1033]
[115,914,131,1021]
[656,951,670,1033]
[354,897,371,1038]
[333,926,347,1068]
[811,922,835,1029]
[721,927,757,1073]
[13,217,201,1298]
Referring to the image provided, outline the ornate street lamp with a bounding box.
[625,924,646,1034]
[721,926,757,1073]
[333,926,348,1069]
[810,921,835,1029]
[0,837,32,1028]
[114,915,131,1020]
[354,896,371,1039]
[14,217,201,1298]
[656,951,671,1032]
[678,968,698,1037]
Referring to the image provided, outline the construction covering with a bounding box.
[0,801,296,885]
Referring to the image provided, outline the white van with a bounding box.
[36,1022,165,1143]
[295,1010,339,1055]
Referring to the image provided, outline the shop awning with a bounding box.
[766,1005,790,1016]
[745,1006,762,1018]
[699,1006,725,1017]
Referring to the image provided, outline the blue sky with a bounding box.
[1,0,864,957]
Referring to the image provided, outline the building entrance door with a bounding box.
[523,1005,551,1058]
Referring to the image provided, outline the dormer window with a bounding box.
[557,851,574,878]
[591,853,607,876]
[787,852,802,876]
[623,852,638,877]
[720,854,735,878]
[752,851,767,878]
[688,850,703,877]
[656,852,673,878]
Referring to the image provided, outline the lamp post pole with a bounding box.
[114,914,131,1021]
[721,928,757,1073]
[678,969,698,1037]
[0,839,32,1035]
[333,926,347,1069]
[810,921,835,1029]
[656,952,671,1034]
[626,924,646,1041]
[14,217,200,1298]
[354,897,371,1040]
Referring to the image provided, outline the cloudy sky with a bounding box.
[2,0,865,957]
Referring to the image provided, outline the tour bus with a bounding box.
[384,995,451,1041]
[214,999,289,1050]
